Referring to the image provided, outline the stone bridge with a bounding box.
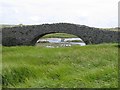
[2,23,119,46]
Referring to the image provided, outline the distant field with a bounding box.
[42,33,78,38]
[0,25,17,28]
[2,43,118,88]
[102,28,118,31]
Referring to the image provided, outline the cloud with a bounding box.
[0,0,119,27]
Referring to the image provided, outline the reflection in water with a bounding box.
[36,38,86,48]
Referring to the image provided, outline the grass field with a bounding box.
[2,43,118,88]
[42,33,78,38]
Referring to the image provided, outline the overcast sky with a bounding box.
[0,0,119,28]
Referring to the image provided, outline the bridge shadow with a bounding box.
[114,44,120,48]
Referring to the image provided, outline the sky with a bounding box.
[0,0,119,28]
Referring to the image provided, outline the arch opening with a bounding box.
[33,33,86,47]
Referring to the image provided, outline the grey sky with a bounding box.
[0,0,119,28]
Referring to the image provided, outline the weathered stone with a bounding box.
[1,23,119,46]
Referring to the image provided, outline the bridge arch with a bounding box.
[2,23,119,46]
[31,32,86,45]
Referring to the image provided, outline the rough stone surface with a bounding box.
[2,23,119,46]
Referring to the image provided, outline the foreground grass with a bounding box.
[2,44,118,88]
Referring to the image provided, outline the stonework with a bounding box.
[2,23,119,46]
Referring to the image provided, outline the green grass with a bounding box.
[2,43,118,88]
[42,33,78,38]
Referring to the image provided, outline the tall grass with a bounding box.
[2,44,118,88]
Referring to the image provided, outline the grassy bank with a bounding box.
[42,33,78,38]
[2,44,118,88]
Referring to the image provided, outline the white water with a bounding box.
[37,38,86,47]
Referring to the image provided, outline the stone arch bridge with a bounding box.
[2,23,119,46]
